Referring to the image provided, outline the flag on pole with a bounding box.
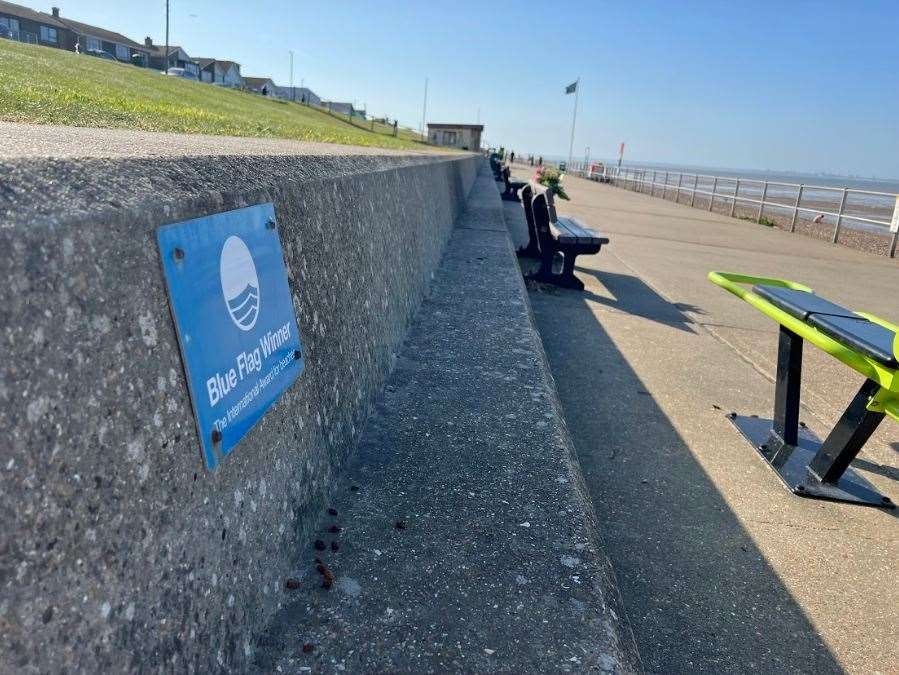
[565,80,578,94]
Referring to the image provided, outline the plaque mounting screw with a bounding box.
[266,219,277,230]
[211,429,222,444]
[294,349,302,360]
[173,247,185,261]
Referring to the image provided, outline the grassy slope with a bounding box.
[0,39,431,150]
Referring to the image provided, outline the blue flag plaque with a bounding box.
[157,203,304,470]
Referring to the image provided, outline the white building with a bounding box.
[427,123,483,151]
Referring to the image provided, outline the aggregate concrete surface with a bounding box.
[0,121,434,159]
[252,167,640,673]
[510,168,898,674]
[0,122,459,231]
[0,124,478,673]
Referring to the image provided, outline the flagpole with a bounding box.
[567,77,579,168]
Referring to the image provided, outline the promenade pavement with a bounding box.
[508,168,898,674]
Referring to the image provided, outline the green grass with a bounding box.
[739,215,778,227]
[0,39,434,150]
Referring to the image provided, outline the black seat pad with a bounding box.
[806,314,897,368]
[754,285,897,368]
[753,285,857,321]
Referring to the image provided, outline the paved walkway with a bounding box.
[509,171,898,673]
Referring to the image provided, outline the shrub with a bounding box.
[535,166,570,201]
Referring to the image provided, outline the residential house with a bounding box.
[427,123,483,151]
[195,58,242,87]
[55,9,150,65]
[272,86,320,106]
[0,1,75,49]
[243,77,277,97]
[144,37,199,77]
[321,101,365,119]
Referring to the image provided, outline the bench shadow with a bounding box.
[852,457,899,483]
[573,266,701,333]
[527,285,844,673]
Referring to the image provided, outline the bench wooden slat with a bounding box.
[556,216,609,245]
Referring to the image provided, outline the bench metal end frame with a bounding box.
[708,270,896,508]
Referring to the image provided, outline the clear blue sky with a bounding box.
[19,0,899,177]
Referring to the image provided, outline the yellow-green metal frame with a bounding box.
[708,271,899,422]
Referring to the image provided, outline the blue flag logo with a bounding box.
[220,235,260,331]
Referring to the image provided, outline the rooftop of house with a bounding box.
[56,13,147,50]
[243,77,275,88]
[194,58,240,70]
[144,40,192,59]
[427,123,484,131]
[0,0,68,28]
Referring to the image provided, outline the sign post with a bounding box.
[890,197,899,258]
[157,203,305,470]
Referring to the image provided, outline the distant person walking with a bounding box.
[510,151,516,164]
[538,156,543,167]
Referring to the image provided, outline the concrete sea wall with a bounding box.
[0,149,479,672]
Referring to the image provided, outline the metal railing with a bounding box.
[564,163,899,258]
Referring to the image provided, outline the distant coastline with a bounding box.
[534,155,899,193]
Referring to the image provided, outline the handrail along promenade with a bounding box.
[558,161,899,258]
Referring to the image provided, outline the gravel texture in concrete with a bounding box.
[0,121,438,159]
[0,127,477,673]
[252,167,640,674]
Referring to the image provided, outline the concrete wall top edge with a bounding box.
[0,151,476,230]
[0,121,469,160]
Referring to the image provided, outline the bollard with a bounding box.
[790,185,804,232]
[757,181,768,223]
[832,188,848,244]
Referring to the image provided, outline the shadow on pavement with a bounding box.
[527,281,843,674]
[574,266,701,333]
[851,457,899,483]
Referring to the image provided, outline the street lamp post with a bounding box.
[289,50,294,102]
[164,0,170,73]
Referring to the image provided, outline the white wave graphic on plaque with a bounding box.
[220,235,260,331]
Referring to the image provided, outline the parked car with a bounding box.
[85,48,115,61]
[166,67,198,81]
[0,24,11,39]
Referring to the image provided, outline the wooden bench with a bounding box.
[489,155,504,181]
[500,166,527,201]
[522,181,609,290]
[709,272,897,508]
[516,183,541,259]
